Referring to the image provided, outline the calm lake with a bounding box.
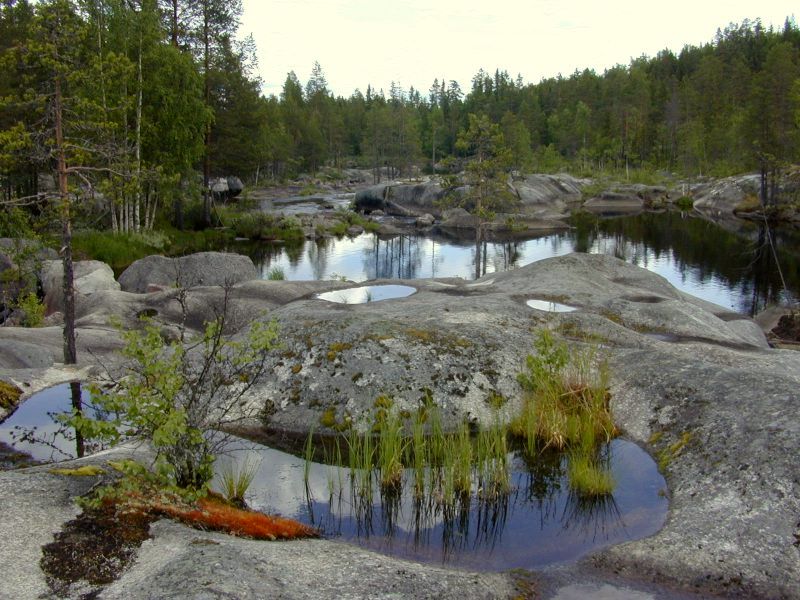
[235,212,800,316]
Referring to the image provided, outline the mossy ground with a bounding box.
[0,380,22,411]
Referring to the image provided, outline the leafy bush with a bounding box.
[17,291,44,327]
[65,288,280,489]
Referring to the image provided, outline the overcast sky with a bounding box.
[240,0,797,98]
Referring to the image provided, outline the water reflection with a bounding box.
[316,285,417,304]
[235,439,666,571]
[236,213,799,315]
[527,299,578,313]
[0,383,98,463]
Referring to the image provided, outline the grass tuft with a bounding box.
[216,454,261,508]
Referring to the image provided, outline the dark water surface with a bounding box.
[237,212,799,315]
[4,386,668,571]
[227,438,668,571]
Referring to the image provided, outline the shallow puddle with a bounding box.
[316,284,417,304]
[219,438,667,571]
[5,385,668,572]
[0,383,98,463]
[527,299,578,313]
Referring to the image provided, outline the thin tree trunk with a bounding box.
[171,0,179,47]
[55,75,76,365]
[202,9,212,227]
[134,22,143,232]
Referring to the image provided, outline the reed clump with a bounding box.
[307,395,512,511]
[510,330,617,497]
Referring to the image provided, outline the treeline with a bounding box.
[2,2,799,234]
[270,18,800,180]
[0,0,262,230]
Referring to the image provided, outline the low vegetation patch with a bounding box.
[308,332,618,511]
[510,330,617,496]
[0,380,22,411]
[734,194,762,214]
[41,458,317,596]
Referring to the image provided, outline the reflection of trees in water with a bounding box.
[570,213,800,315]
[364,236,424,280]
[303,443,628,564]
[237,240,305,274]
[8,382,99,461]
[307,238,332,280]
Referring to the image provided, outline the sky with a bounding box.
[240,0,798,98]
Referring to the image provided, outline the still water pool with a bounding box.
[2,385,668,571]
[220,438,667,571]
[236,212,800,315]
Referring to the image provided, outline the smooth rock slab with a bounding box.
[101,521,517,600]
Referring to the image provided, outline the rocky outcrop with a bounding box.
[118,252,258,293]
[582,184,671,215]
[513,173,584,217]
[691,174,760,218]
[1,253,798,597]
[40,260,120,315]
[355,174,585,223]
[0,340,54,370]
[354,181,448,217]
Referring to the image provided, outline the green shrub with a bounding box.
[17,291,44,327]
[675,196,694,210]
[64,296,280,490]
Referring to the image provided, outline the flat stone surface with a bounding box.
[101,521,517,600]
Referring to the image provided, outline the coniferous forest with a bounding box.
[1,0,799,231]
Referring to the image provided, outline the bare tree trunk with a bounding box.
[202,9,212,227]
[134,23,143,232]
[55,76,77,365]
[474,225,482,280]
[170,0,179,47]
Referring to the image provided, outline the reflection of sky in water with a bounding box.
[526,299,578,313]
[254,232,741,310]
[0,383,95,462]
[316,285,417,304]
[219,438,667,571]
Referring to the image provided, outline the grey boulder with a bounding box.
[118,252,258,293]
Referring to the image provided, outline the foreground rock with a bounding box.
[1,252,798,598]
[0,446,518,599]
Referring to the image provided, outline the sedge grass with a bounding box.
[217,454,261,508]
[567,451,615,497]
[511,330,618,496]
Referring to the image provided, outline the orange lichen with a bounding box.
[98,482,317,542]
[154,496,318,540]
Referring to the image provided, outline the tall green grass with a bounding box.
[510,330,617,497]
[304,330,617,507]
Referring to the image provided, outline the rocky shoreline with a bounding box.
[1,251,799,598]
